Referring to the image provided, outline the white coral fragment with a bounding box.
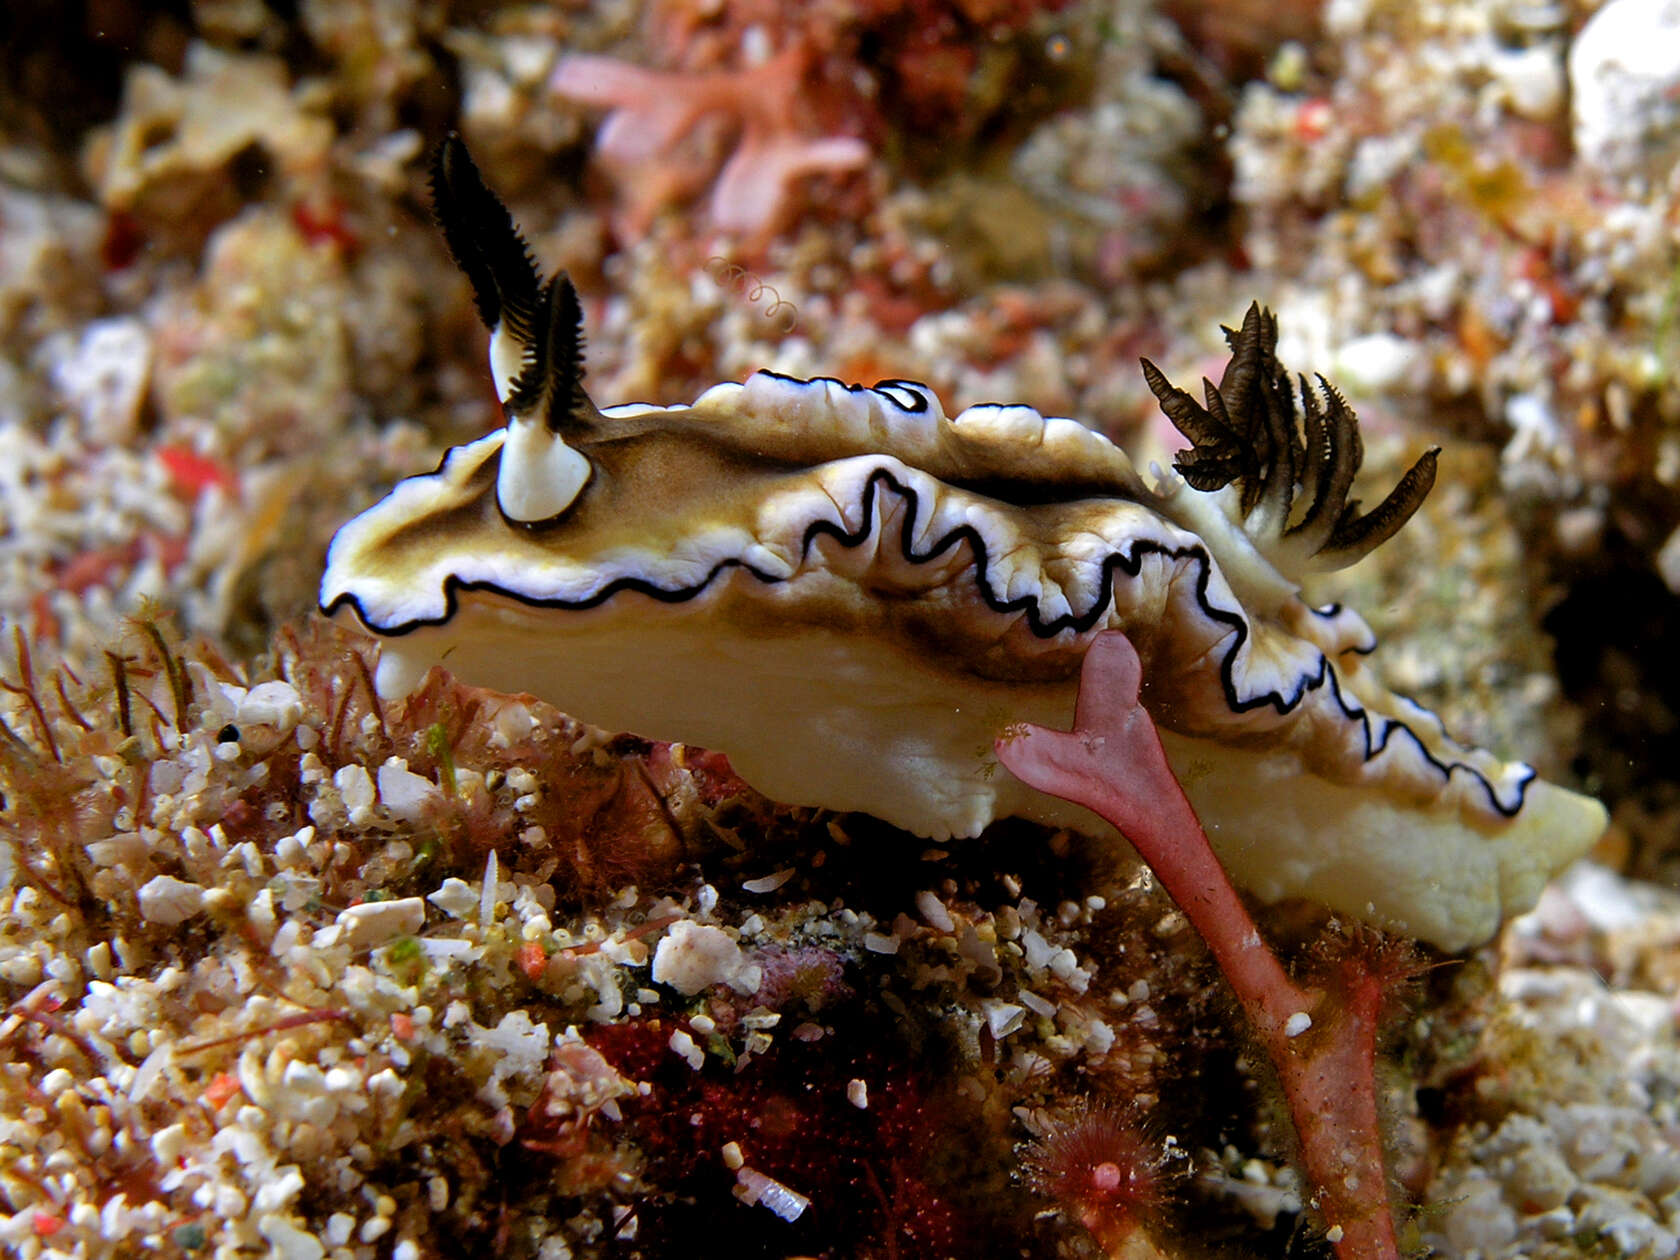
[1570,0,1680,177]
[50,317,151,444]
[89,43,332,219]
[651,921,761,996]
[733,1166,811,1223]
[468,1010,552,1106]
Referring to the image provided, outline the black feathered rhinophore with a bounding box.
[430,134,593,438]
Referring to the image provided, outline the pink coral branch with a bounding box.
[551,49,869,239]
[996,632,1399,1260]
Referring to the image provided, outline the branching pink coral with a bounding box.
[550,47,870,239]
[995,631,1401,1260]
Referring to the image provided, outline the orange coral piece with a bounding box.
[157,444,238,499]
[517,940,548,981]
[201,1072,242,1110]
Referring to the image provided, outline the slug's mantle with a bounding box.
[320,139,1606,951]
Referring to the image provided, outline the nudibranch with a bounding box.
[321,138,1606,951]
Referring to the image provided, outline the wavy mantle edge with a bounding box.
[322,459,1536,821]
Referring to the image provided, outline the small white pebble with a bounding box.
[488,699,538,748]
[1019,990,1057,1018]
[847,1079,868,1109]
[367,1068,404,1100]
[247,887,277,943]
[85,940,114,981]
[428,878,479,919]
[259,1215,324,1260]
[334,763,376,812]
[915,890,955,933]
[253,1167,306,1213]
[377,758,442,822]
[237,681,304,730]
[668,1029,704,1070]
[1285,1011,1313,1037]
[480,850,499,925]
[137,875,205,926]
[337,898,425,949]
[741,868,794,894]
[360,1216,392,1244]
[39,1068,73,1096]
[274,832,310,870]
[151,1123,189,1166]
[982,999,1025,1039]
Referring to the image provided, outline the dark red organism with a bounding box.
[101,210,145,270]
[580,1006,1011,1257]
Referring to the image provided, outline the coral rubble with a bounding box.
[0,0,1673,1256]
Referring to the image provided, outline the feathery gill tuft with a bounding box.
[1140,302,1439,574]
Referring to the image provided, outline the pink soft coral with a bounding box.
[996,632,1402,1260]
[550,47,870,239]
